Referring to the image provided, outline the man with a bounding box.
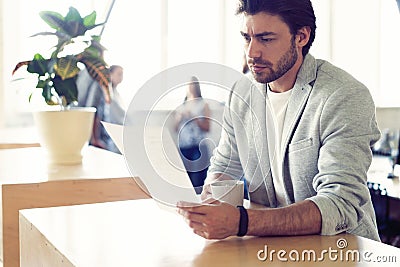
[177,0,381,241]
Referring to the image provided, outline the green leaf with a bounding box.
[87,23,105,31]
[86,38,106,56]
[84,46,103,59]
[41,83,54,104]
[36,79,49,89]
[83,11,97,27]
[92,35,101,42]
[27,54,53,76]
[64,7,87,37]
[65,7,82,22]
[30,31,57,38]
[52,75,78,105]
[33,53,45,60]
[65,21,85,37]
[40,7,86,38]
[54,56,80,80]
[39,11,65,32]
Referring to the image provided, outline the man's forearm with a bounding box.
[247,200,322,236]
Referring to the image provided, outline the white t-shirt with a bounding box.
[266,88,292,207]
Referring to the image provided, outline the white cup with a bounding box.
[210,180,244,206]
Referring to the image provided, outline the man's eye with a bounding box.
[243,36,251,43]
[261,38,273,43]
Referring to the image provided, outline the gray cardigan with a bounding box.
[207,54,381,241]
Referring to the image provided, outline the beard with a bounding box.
[251,37,298,84]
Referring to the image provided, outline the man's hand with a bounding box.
[177,200,240,239]
[200,184,212,201]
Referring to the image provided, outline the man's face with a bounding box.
[241,12,298,84]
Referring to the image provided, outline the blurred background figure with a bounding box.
[76,64,125,154]
[109,65,125,125]
[76,67,109,150]
[174,76,211,193]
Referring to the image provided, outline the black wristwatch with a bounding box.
[236,205,248,237]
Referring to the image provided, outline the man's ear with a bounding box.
[296,26,311,47]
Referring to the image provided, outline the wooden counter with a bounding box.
[0,127,39,149]
[0,146,148,267]
[20,199,400,267]
[3,145,400,266]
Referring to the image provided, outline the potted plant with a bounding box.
[12,6,111,165]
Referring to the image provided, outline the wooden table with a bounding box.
[5,147,400,266]
[0,146,148,267]
[0,127,39,149]
[19,199,400,267]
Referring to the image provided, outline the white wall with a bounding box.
[315,0,400,107]
[0,0,4,127]
[1,0,399,128]
[330,0,381,97]
[376,107,400,131]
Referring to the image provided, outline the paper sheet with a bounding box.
[101,121,125,155]
[102,122,200,210]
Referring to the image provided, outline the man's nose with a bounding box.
[246,39,261,59]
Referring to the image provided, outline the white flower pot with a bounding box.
[33,107,96,165]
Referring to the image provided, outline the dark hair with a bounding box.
[184,76,202,101]
[190,76,202,97]
[236,0,316,56]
